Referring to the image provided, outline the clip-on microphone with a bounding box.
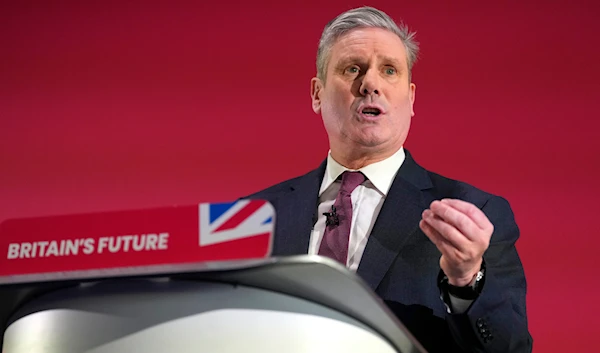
[323,205,339,227]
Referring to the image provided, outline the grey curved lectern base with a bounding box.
[2,255,427,353]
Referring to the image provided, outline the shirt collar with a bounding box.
[319,147,406,196]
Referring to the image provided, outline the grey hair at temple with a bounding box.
[316,6,419,82]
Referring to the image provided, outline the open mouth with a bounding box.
[362,107,382,117]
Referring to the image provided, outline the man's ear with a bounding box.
[310,77,323,114]
[409,82,416,117]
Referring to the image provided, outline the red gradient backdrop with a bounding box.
[1,1,599,351]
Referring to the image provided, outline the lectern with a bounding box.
[0,200,427,352]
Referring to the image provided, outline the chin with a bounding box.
[352,130,388,146]
[354,136,388,148]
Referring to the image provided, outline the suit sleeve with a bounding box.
[445,196,533,353]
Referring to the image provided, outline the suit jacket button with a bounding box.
[476,318,484,328]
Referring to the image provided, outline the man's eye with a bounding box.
[385,67,396,75]
[346,67,359,74]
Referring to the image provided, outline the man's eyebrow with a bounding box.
[335,56,365,66]
[380,56,404,68]
[335,55,405,68]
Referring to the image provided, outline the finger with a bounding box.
[420,218,442,245]
[440,199,493,231]
[420,219,460,258]
[422,209,469,252]
[429,201,479,242]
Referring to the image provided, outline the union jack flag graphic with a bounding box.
[198,200,275,247]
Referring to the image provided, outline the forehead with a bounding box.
[328,27,408,66]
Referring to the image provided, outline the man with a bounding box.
[244,6,532,353]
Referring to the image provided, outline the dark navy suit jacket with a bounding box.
[244,150,532,352]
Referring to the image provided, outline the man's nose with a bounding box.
[359,70,380,96]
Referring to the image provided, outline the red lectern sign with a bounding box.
[0,200,275,284]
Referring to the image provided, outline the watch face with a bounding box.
[472,270,485,293]
[475,270,484,282]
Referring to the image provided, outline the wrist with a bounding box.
[447,259,484,286]
[448,272,479,287]
[439,259,486,301]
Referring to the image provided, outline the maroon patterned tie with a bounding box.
[318,171,366,265]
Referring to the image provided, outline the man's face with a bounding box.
[311,27,416,157]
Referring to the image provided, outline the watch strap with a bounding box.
[439,260,486,301]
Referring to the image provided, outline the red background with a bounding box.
[1,0,599,351]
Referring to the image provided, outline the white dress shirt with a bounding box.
[309,148,406,272]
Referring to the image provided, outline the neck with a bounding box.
[330,146,401,170]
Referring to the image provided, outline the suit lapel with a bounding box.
[357,151,433,291]
[272,160,326,256]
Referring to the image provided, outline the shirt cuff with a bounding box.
[448,294,474,314]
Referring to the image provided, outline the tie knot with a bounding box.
[340,171,365,194]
